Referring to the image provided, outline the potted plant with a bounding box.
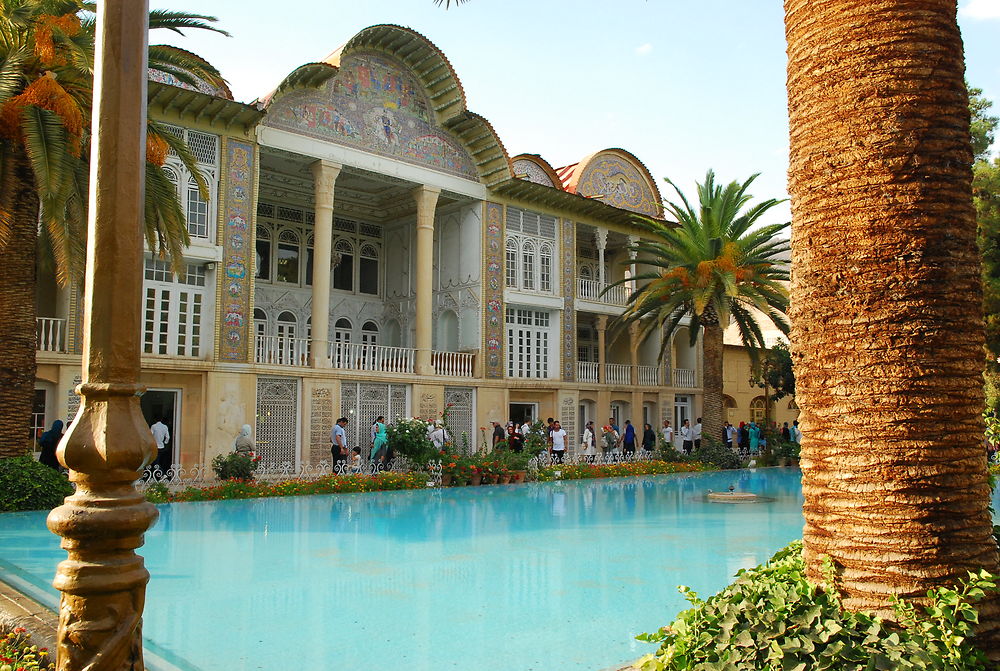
[508,451,531,483]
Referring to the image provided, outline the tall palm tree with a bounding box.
[0,1,228,457]
[613,170,789,445]
[785,0,1000,651]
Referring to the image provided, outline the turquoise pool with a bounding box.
[0,469,805,671]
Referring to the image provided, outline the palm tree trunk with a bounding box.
[701,323,724,447]
[0,148,40,458]
[785,0,1000,653]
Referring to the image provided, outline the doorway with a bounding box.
[509,403,537,427]
[141,389,180,465]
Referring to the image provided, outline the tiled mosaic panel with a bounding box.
[562,218,576,381]
[218,139,255,361]
[265,51,476,179]
[309,386,334,464]
[576,153,658,216]
[483,202,504,379]
[512,158,554,187]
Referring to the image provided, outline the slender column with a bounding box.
[46,2,158,670]
[310,160,342,368]
[413,186,441,375]
[627,234,639,295]
[596,315,608,384]
[629,320,640,385]
[595,228,608,287]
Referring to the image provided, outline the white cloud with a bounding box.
[634,43,653,56]
[961,0,1000,19]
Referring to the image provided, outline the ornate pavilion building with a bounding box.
[33,25,704,468]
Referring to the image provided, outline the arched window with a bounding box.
[359,243,379,295]
[539,243,553,292]
[305,233,315,286]
[277,311,297,340]
[187,175,209,238]
[522,241,536,291]
[750,397,766,424]
[333,239,354,291]
[579,264,592,281]
[255,226,271,281]
[506,239,518,288]
[361,321,379,346]
[276,229,300,284]
[385,319,402,348]
[437,310,459,352]
[332,317,352,367]
[334,318,353,343]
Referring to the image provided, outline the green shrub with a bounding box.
[0,456,74,512]
[637,541,997,671]
[692,437,743,470]
[144,481,170,504]
[386,417,438,465]
[211,452,258,481]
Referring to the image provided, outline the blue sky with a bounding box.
[150,0,1000,225]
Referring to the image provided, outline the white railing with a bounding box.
[673,368,696,388]
[577,361,599,383]
[256,335,309,366]
[330,342,415,374]
[432,350,475,377]
[36,317,66,352]
[605,363,632,385]
[636,365,662,386]
[577,278,630,306]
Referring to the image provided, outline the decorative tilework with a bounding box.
[483,202,504,379]
[576,154,658,216]
[147,68,229,99]
[266,51,476,179]
[561,219,576,382]
[512,159,554,187]
[218,139,255,361]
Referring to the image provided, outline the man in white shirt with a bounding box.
[661,420,674,450]
[680,419,693,454]
[725,422,738,450]
[150,418,170,473]
[429,420,450,449]
[549,420,568,463]
[693,417,703,451]
[331,417,349,466]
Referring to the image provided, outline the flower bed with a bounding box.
[537,460,710,481]
[0,624,53,671]
[147,471,433,503]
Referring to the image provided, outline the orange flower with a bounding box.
[34,14,82,66]
[146,134,169,166]
[0,74,84,155]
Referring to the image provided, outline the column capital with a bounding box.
[311,160,342,209]
[595,227,608,250]
[413,184,442,208]
[596,314,609,331]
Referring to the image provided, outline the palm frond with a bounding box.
[148,10,230,37]
[144,161,190,274]
[0,47,27,104]
[148,44,228,92]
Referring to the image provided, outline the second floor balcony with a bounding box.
[575,361,697,388]
[577,278,629,307]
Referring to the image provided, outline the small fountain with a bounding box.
[707,483,759,503]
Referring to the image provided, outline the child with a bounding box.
[349,447,362,473]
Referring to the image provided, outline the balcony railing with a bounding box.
[330,342,415,374]
[605,363,632,385]
[256,335,309,367]
[673,368,696,388]
[577,361,599,383]
[577,278,630,306]
[636,365,662,386]
[36,318,66,352]
[432,351,475,377]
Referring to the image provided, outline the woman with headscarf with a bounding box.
[371,416,388,461]
[641,423,656,452]
[581,421,596,462]
[234,424,254,455]
[38,420,63,470]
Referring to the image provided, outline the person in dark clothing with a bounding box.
[641,423,656,452]
[622,420,637,455]
[738,422,750,452]
[506,424,524,452]
[38,420,63,470]
[491,421,505,446]
[781,422,791,441]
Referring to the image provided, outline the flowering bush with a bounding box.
[211,451,259,481]
[537,460,710,481]
[386,417,437,465]
[0,624,53,671]
[157,471,433,503]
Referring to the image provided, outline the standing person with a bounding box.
[725,422,738,451]
[641,423,656,452]
[545,417,555,442]
[781,422,792,441]
[429,420,449,449]
[581,421,596,461]
[661,420,674,451]
[738,421,749,453]
[520,419,531,438]
[372,416,388,462]
[791,419,802,444]
[150,417,171,473]
[549,420,567,463]
[680,419,693,454]
[748,421,761,455]
[601,424,618,457]
[622,420,637,456]
[506,424,524,453]
[693,417,703,451]
[331,417,349,467]
[491,421,505,446]
[37,419,63,470]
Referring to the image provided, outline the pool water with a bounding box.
[0,469,806,671]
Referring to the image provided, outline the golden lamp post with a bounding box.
[45,1,159,669]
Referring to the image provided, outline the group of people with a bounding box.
[720,419,801,455]
[490,418,568,460]
[659,418,703,454]
[36,417,176,475]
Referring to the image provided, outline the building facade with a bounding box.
[33,25,704,468]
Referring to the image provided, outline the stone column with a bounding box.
[629,320,640,385]
[595,227,608,287]
[413,186,441,375]
[596,315,608,384]
[310,160,342,368]
[627,234,639,295]
[46,2,159,670]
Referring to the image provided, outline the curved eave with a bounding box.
[491,178,668,229]
[443,111,512,187]
[259,62,340,107]
[148,82,264,133]
[511,153,563,189]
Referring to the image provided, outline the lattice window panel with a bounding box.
[277,206,304,223]
[187,131,218,166]
[334,217,357,233]
[505,207,556,239]
[257,202,275,218]
[340,383,409,449]
[359,222,382,238]
[444,387,474,452]
[256,376,299,466]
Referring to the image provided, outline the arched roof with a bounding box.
[261,24,511,186]
[511,154,562,188]
[555,148,663,217]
